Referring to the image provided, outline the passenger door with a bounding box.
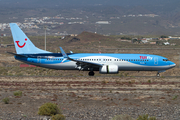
[37,56,41,63]
[154,57,158,65]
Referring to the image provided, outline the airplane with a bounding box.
[8,23,176,77]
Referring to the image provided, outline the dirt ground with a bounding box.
[0,76,180,120]
[0,36,180,119]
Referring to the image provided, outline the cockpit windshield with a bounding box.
[163,59,169,61]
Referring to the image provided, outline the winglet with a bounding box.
[59,47,68,58]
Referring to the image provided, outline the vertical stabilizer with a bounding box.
[10,23,51,54]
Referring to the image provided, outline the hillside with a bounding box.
[0,0,180,8]
[1,3,180,35]
[76,31,111,42]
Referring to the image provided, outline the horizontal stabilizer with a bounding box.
[6,52,28,57]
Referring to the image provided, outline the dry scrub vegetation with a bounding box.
[0,34,180,119]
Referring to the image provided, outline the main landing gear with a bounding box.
[157,73,160,77]
[88,71,95,76]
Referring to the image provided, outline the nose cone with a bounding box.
[170,61,176,68]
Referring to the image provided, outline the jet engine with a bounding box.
[99,65,119,74]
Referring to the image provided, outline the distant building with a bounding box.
[168,36,180,39]
[164,42,170,45]
[163,38,170,41]
[70,34,78,37]
[150,42,156,45]
[141,39,148,43]
[141,38,152,43]
[1,34,6,36]
[96,21,111,24]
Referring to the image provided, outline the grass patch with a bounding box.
[111,114,135,120]
[51,114,65,120]
[13,91,22,97]
[38,102,61,116]
[2,97,9,104]
[172,95,178,100]
[137,114,156,120]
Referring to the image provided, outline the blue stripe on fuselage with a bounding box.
[15,53,171,67]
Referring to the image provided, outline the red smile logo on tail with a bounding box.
[15,38,27,48]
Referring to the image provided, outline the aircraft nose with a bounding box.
[170,61,176,67]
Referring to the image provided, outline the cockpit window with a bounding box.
[163,59,169,61]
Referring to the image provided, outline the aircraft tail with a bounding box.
[10,23,51,54]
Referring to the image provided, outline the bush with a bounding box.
[38,103,61,116]
[137,114,156,120]
[51,114,65,120]
[2,97,9,104]
[160,35,168,38]
[172,95,178,100]
[111,114,135,120]
[13,91,22,97]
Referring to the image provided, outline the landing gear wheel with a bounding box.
[88,71,95,76]
[157,73,160,77]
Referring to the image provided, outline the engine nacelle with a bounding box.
[99,65,119,74]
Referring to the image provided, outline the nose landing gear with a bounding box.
[157,70,166,77]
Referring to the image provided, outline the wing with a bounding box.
[68,57,102,67]
[59,47,102,70]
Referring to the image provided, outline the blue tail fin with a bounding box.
[10,23,51,54]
